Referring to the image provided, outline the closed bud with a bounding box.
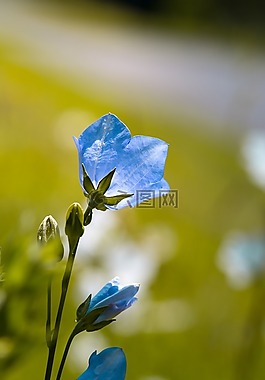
[37,215,64,262]
[37,215,58,244]
[65,203,84,251]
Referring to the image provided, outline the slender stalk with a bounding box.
[46,276,52,347]
[44,241,79,380]
[56,330,76,380]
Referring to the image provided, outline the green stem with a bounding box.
[46,276,52,347]
[56,330,76,380]
[44,241,79,380]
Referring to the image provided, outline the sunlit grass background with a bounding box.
[1,1,265,379]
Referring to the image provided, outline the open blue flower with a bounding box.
[77,347,126,380]
[74,113,169,219]
[75,277,139,332]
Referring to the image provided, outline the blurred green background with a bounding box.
[1,1,265,379]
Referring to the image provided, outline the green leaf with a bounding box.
[82,164,95,194]
[97,168,116,194]
[104,193,133,206]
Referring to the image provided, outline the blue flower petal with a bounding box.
[106,134,168,194]
[96,297,138,322]
[74,114,131,187]
[94,284,139,309]
[85,278,139,324]
[110,177,170,209]
[88,277,119,310]
[77,347,127,380]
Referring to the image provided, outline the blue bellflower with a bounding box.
[74,113,169,222]
[75,277,139,333]
[77,347,126,380]
[87,277,139,323]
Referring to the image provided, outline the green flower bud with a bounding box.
[37,215,64,262]
[65,203,84,251]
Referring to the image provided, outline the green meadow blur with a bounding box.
[1,1,265,380]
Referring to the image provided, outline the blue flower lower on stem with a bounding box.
[77,347,126,380]
[88,277,139,322]
[75,277,139,333]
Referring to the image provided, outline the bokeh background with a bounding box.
[1,0,265,379]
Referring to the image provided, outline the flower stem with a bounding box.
[44,241,79,380]
[46,276,52,347]
[56,330,76,380]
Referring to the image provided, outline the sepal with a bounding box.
[76,295,92,323]
[74,306,114,334]
[82,164,95,195]
[82,166,132,211]
[104,193,133,207]
[97,168,116,194]
[86,319,115,332]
